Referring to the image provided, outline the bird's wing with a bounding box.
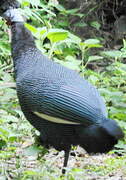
[88,85,107,117]
[33,84,106,126]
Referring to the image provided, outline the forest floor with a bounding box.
[1,139,126,180]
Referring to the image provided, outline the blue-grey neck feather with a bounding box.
[11,23,36,55]
[2,9,37,77]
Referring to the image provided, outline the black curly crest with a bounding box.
[0,0,20,15]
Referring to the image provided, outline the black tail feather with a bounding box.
[77,118,124,154]
[102,118,124,140]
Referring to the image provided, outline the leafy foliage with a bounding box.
[0,0,126,179]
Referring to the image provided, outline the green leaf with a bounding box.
[68,33,81,44]
[0,127,9,136]
[53,4,66,11]
[24,170,38,176]
[74,22,87,27]
[24,145,41,156]
[47,29,68,43]
[66,8,80,14]
[90,21,101,30]
[25,23,38,33]
[19,0,41,6]
[80,39,102,48]
[8,134,18,142]
[84,39,100,44]
[88,75,99,84]
[39,27,47,36]
[101,50,123,58]
[88,56,103,62]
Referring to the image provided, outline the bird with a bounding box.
[0,0,124,174]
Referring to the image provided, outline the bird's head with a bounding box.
[0,0,24,24]
[0,0,20,15]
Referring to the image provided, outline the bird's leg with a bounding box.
[62,149,70,174]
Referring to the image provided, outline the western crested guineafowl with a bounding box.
[0,0,124,173]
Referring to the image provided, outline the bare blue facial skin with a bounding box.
[3,8,24,22]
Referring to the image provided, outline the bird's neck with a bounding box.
[10,22,37,78]
[11,22,36,59]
